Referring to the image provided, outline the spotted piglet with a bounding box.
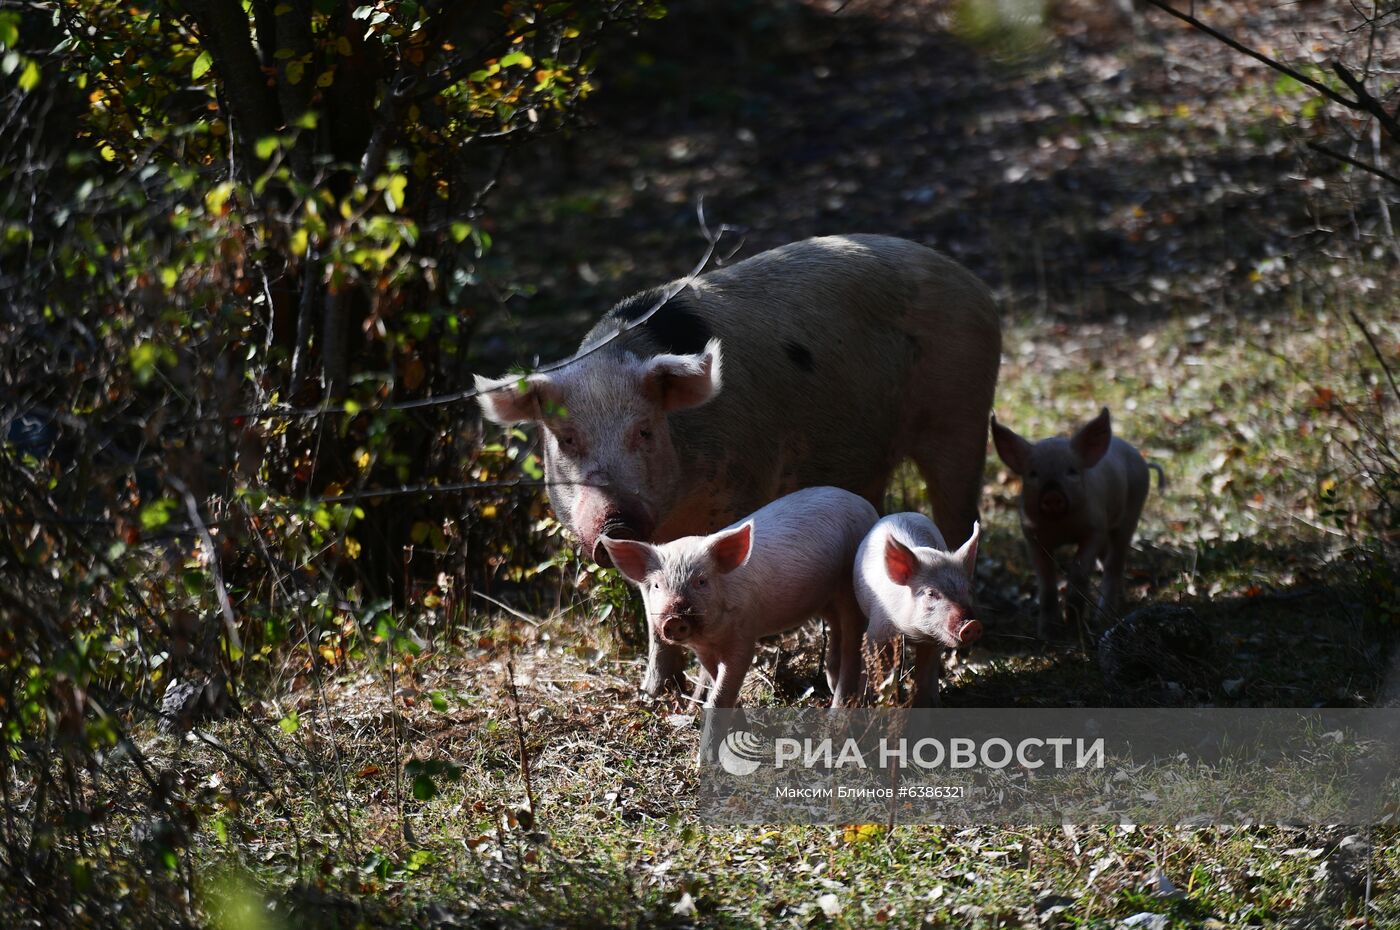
[855,513,982,707]
[599,486,878,709]
[990,407,1163,639]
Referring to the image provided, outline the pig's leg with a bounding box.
[1028,536,1061,639]
[642,629,689,697]
[911,641,942,708]
[829,588,867,708]
[912,422,988,548]
[706,644,756,710]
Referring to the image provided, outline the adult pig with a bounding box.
[475,235,1001,695]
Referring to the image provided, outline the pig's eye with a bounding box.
[923,589,939,600]
[692,576,708,590]
[638,427,653,441]
[1067,467,1079,476]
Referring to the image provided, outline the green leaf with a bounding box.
[285,60,305,86]
[411,773,436,800]
[191,50,213,80]
[0,12,19,49]
[255,136,278,160]
[17,58,38,92]
[449,221,471,242]
[278,710,300,733]
[139,499,177,532]
[499,50,533,69]
[383,174,407,212]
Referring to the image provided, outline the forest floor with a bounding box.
[156,1,1400,927]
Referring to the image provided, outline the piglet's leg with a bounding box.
[1098,531,1130,624]
[706,644,755,710]
[824,616,842,696]
[1068,535,1106,636]
[911,641,942,708]
[830,588,868,708]
[689,666,712,708]
[642,630,689,697]
[1029,539,1061,640]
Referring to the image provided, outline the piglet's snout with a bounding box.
[1038,484,1068,517]
[658,615,693,644]
[954,618,983,645]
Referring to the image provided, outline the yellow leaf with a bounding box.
[316,68,334,88]
[841,823,884,844]
[344,537,361,559]
[336,36,352,56]
[481,504,497,519]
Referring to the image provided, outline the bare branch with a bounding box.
[1307,140,1400,188]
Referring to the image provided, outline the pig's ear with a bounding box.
[599,537,657,584]
[953,521,980,579]
[884,537,918,586]
[641,338,723,413]
[474,372,562,425]
[709,520,752,574]
[990,414,1032,476]
[1071,407,1112,469]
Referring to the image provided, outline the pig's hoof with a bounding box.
[640,667,687,698]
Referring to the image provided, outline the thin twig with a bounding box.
[1349,309,1400,408]
[1308,141,1400,189]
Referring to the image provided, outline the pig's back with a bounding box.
[581,235,999,538]
[730,487,878,622]
[856,512,949,643]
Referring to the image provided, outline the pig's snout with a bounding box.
[658,615,693,644]
[583,498,656,566]
[1038,484,1068,517]
[591,520,640,567]
[954,618,983,645]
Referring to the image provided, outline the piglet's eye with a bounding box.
[692,576,708,589]
[638,427,653,441]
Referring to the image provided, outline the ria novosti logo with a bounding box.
[717,729,769,776]
[711,730,1106,774]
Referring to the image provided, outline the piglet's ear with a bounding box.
[709,520,752,574]
[884,537,918,587]
[474,372,562,425]
[953,521,980,580]
[990,414,1032,476]
[1071,407,1112,469]
[642,338,723,413]
[599,537,656,584]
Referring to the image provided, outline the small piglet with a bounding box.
[991,407,1163,639]
[855,513,982,707]
[600,486,878,708]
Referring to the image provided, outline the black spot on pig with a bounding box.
[784,341,815,373]
[589,286,712,356]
